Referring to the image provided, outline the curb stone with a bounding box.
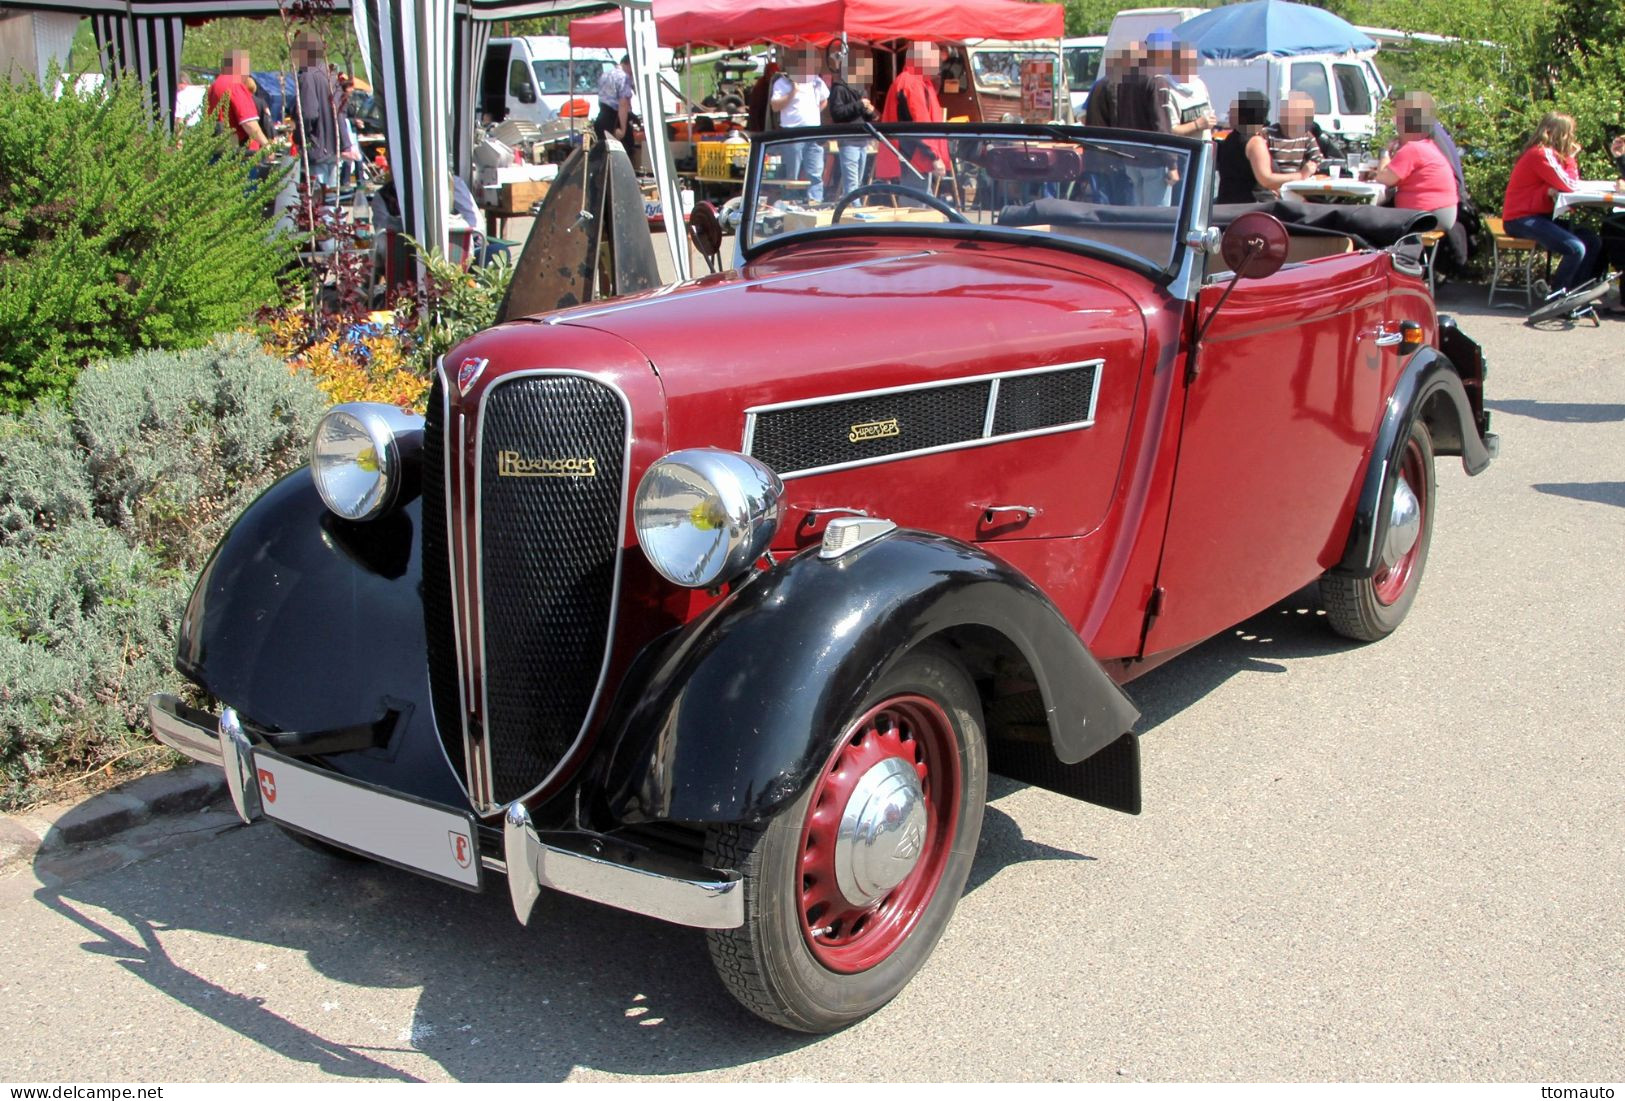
[0,764,227,873]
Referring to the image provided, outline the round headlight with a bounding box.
[310,403,421,521]
[634,449,785,588]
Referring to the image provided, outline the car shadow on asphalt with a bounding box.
[1485,398,1625,423]
[1126,587,1363,737]
[1533,481,1625,509]
[34,793,1094,1078]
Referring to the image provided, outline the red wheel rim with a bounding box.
[1373,437,1428,606]
[798,695,962,974]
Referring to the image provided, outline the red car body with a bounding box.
[151,124,1495,1032]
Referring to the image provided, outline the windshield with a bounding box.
[970,49,1058,91]
[745,125,1195,276]
[532,58,612,96]
[1064,46,1102,92]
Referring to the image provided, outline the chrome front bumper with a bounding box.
[148,693,743,929]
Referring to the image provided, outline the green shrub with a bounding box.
[0,70,292,412]
[0,336,326,808]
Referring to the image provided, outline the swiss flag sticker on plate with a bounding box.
[257,768,277,804]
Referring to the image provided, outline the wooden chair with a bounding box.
[1484,215,1544,307]
[1418,229,1445,295]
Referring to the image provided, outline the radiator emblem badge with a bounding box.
[497,451,598,479]
[849,417,900,443]
[456,356,488,392]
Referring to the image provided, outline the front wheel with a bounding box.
[705,644,988,1032]
[1320,420,1436,641]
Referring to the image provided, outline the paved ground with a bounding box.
[0,283,1621,1083]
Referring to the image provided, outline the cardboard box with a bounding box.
[490,180,550,215]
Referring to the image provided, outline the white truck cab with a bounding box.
[482,36,618,125]
[1201,52,1388,150]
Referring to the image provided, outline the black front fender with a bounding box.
[176,470,466,808]
[590,531,1140,826]
[1334,343,1497,577]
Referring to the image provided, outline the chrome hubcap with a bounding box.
[833,756,927,907]
[1381,476,1421,569]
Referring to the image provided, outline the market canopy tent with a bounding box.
[1172,0,1376,59]
[4,0,692,279]
[570,0,1064,49]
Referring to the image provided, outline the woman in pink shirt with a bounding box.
[1375,93,1458,231]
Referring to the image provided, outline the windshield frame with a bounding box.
[739,122,1204,284]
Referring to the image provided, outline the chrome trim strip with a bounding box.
[742,358,1101,415]
[471,370,635,815]
[429,363,475,806]
[218,708,261,824]
[502,802,744,930]
[982,378,1001,438]
[742,358,1105,481]
[542,253,931,325]
[148,693,223,766]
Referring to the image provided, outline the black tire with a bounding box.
[705,643,988,1033]
[1320,420,1436,641]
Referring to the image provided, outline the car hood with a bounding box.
[531,239,1152,446]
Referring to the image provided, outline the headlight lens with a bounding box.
[634,449,784,588]
[310,403,421,521]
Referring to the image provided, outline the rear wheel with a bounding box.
[1320,420,1436,641]
[705,644,988,1032]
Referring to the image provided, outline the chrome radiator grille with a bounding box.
[425,372,629,810]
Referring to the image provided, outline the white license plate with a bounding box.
[251,749,482,890]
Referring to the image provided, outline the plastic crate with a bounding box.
[697,139,748,179]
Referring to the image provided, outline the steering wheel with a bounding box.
[831,183,967,224]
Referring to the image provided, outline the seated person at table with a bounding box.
[1502,112,1601,294]
[1262,92,1322,195]
[1215,90,1283,203]
[1374,92,1458,232]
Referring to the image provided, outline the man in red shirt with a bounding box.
[207,50,270,152]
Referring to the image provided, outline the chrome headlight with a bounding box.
[310,403,423,521]
[634,449,784,588]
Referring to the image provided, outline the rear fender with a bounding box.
[588,531,1141,826]
[1333,343,1496,578]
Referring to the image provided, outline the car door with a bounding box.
[1144,249,1391,657]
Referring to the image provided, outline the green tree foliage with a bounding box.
[1316,0,1625,209]
[0,336,327,809]
[0,70,292,412]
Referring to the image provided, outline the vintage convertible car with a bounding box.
[149,122,1496,1033]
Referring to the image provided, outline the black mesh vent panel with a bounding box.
[478,377,625,804]
[992,365,1098,436]
[750,380,992,475]
[420,377,466,778]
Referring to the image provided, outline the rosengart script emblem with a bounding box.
[849,417,900,444]
[256,767,277,804]
[497,451,597,479]
[456,356,489,392]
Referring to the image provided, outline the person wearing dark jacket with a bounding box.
[828,52,878,200]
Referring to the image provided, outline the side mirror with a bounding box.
[1220,211,1290,280]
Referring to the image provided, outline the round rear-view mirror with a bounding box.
[1221,212,1291,279]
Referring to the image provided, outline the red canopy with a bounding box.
[570,0,1063,49]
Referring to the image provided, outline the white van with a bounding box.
[483,36,687,128]
[1103,7,1204,56]
[1200,52,1389,149]
[1062,35,1105,116]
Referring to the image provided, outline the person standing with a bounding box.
[292,35,342,198]
[828,50,877,201]
[770,48,830,202]
[1502,112,1601,294]
[206,50,269,152]
[1156,41,1217,141]
[877,41,948,194]
[1373,92,1458,231]
[594,54,634,146]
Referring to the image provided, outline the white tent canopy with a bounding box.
[3,0,690,279]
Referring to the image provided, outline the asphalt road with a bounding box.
[1,286,1621,1083]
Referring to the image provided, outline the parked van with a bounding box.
[1102,7,1204,56]
[1062,35,1105,116]
[1200,52,1388,150]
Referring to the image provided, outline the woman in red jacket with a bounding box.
[1502,113,1602,295]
